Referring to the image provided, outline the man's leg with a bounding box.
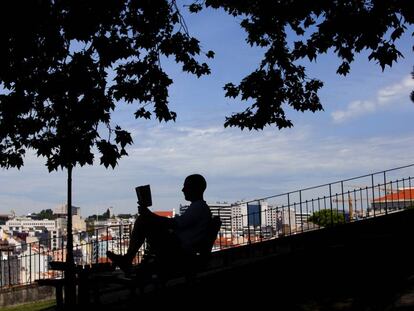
[107,215,147,271]
[124,215,147,262]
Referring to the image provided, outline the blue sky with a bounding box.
[1,7,413,217]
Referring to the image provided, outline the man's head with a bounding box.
[182,174,207,202]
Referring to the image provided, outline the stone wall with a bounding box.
[131,208,414,309]
[0,284,55,308]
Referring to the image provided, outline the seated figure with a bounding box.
[107,174,213,273]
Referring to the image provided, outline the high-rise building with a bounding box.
[208,203,232,236]
[247,203,261,227]
[230,202,248,232]
[53,204,80,217]
[233,200,272,228]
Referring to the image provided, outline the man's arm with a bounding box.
[138,204,174,228]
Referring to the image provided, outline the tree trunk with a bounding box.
[64,165,76,306]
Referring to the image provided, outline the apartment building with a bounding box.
[4,218,56,233]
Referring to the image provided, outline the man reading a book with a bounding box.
[107,174,212,272]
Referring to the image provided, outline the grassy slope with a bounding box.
[1,299,56,311]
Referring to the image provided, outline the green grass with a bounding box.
[1,299,56,311]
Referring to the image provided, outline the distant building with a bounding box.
[92,236,111,263]
[247,202,261,227]
[372,187,414,211]
[272,207,296,235]
[261,204,276,228]
[0,214,12,226]
[19,246,49,284]
[153,210,175,218]
[4,218,56,233]
[92,218,136,243]
[56,214,86,233]
[233,200,271,229]
[53,204,80,217]
[54,203,86,234]
[230,202,248,232]
[209,203,232,237]
[295,211,311,229]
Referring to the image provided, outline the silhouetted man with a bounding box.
[107,174,211,271]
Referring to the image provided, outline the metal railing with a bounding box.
[1,164,413,289]
[0,224,141,288]
[214,164,414,248]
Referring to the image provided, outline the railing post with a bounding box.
[304,200,308,231]
[28,245,31,285]
[38,241,41,281]
[247,222,251,245]
[106,227,109,263]
[329,183,333,226]
[8,250,12,286]
[95,228,99,264]
[287,193,291,235]
[371,174,376,217]
[299,191,303,233]
[79,232,83,265]
[384,171,388,215]
[259,200,263,242]
[230,205,234,247]
[246,203,251,245]
[311,199,315,220]
[0,250,2,287]
[59,237,62,261]
[340,181,345,220]
[218,207,222,249]
[402,178,406,208]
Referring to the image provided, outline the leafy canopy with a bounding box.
[31,209,55,220]
[0,0,413,171]
[204,0,413,129]
[0,0,212,171]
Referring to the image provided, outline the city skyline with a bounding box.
[1,8,413,217]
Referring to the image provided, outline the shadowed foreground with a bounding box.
[59,208,414,310]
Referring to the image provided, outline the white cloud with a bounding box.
[2,122,414,217]
[125,124,312,178]
[331,100,375,123]
[377,75,414,104]
[331,75,414,123]
[101,124,414,204]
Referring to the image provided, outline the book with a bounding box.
[135,184,152,207]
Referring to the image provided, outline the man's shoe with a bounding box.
[106,251,132,273]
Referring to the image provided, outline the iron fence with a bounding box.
[215,164,414,247]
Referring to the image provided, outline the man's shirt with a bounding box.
[174,200,212,251]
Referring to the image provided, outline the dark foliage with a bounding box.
[0,0,413,172]
[205,0,413,129]
[411,67,414,102]
[0,0,211,171]
[308,209,346,227]
[31,209,56,220]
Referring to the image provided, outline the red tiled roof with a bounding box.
[154,211,173,218]
[374,188,414,202]
[214,237,232,247]
[97,258,109,264]
[100,235,113,241]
